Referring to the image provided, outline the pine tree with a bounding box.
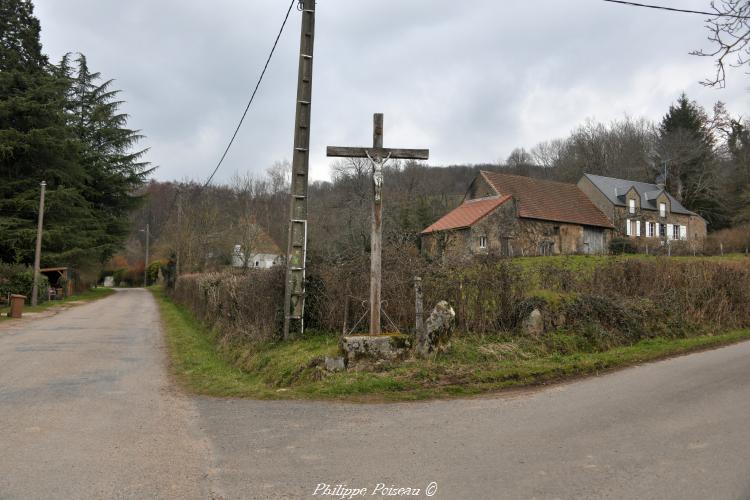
[0,1,150,268]
[0,0,94,265]
[59,53,153,262]
[656,93,727,228]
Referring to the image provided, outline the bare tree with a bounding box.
[691,0,750,88]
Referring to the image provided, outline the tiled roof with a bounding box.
[481,171,614,228]
[582,173,696,216]
[421,195,512,234]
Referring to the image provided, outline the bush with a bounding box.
[609,237,637,254]
[171,267,285,343]
[0,263,48,304]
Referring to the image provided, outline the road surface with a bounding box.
[1,288,749,500]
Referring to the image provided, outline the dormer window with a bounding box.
[659,202,666,218]
[628,199,636,214]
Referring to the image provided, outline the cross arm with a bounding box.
[326,146,430,160]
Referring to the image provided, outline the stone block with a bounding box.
[324,356,346,372]
[340,334,411,364]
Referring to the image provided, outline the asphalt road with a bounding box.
[1,288,749,500]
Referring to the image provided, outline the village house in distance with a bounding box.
[231,225,282,269]
[421,171,707,258]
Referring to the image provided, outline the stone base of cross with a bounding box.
[327,113,429,335]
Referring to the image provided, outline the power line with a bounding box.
[602,0,750,19]
[159,0,297,232]
[203,0,297,188]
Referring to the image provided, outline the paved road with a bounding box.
[1,289,749,500]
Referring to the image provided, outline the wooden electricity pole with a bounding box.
[31,181,46,307]
[327,114,429,335]
[143,223,150,287]
[283,0,316,340]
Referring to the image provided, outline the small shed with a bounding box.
[40,267,78,299]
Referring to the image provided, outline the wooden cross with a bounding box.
[327,113,429,335]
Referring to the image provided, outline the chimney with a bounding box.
[656,173,666,190]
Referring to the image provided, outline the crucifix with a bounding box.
[327,113,429,335]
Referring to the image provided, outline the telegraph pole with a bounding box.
[283,0,316,340]
[31,181,46,306]
[143,223,150,287]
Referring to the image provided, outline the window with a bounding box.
[629,198,636,214]
[636,220,641,237]
[680,225,687,240]
[646,222,654,238]
[479,236,487,249]
[625,219,632,237]
[659,202,667,218]
[673,225,680,240]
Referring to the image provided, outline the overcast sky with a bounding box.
[34,0,748,183]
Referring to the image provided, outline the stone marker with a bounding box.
[340,334,411,365]
[523,308,544,338]
[416,301,456,357]
[324,356,346,372]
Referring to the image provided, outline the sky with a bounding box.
[33,0,749,184]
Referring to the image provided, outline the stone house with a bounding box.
[577,173,707,244]
[421,171,614,258]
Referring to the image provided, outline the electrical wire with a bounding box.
[159,0,297,229]
[602,0,750,19]
[202,0,297,188]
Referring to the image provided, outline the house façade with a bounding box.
[577,174,707,243]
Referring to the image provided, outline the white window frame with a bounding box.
[659,202,666,218]
[629,198,636,214]
[636,220,641,237]
[479,236,487,249]
[625,219,632,237]
[666,224,674,240]
[680,225,687,240]
[646,222,653,238]
[673,225,680,241]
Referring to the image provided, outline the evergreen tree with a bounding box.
[0,0,94,265]
[0,0,150,268]
[656,94,727,228]
[59,53,153,262]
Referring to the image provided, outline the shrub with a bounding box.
[172,267,285,343]
[609,237,637,254]
[0,263,48,304]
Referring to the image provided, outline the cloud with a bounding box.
[33,0,749,183]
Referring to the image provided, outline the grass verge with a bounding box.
[1,287,115,319]
[151,286,750,402]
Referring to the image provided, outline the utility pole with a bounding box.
[283,0,316,340]
[31,181,46,307]
[143,223,150,287]
[176,194,182,278]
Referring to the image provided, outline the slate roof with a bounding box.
[480,171,614,228]
[582,173,695,216]
[421,195,512,234]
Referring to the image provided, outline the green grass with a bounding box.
[151,286,750,402]
[0,287,114,319]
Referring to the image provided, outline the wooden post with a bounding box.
[283,0,316,339]
[720,242,724,256]
[31,181,46,307]
[176,192,182,278]
[143,223,150,287]
[414,276,424,336]
[326,114,429,336]
[370,114,384,334]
